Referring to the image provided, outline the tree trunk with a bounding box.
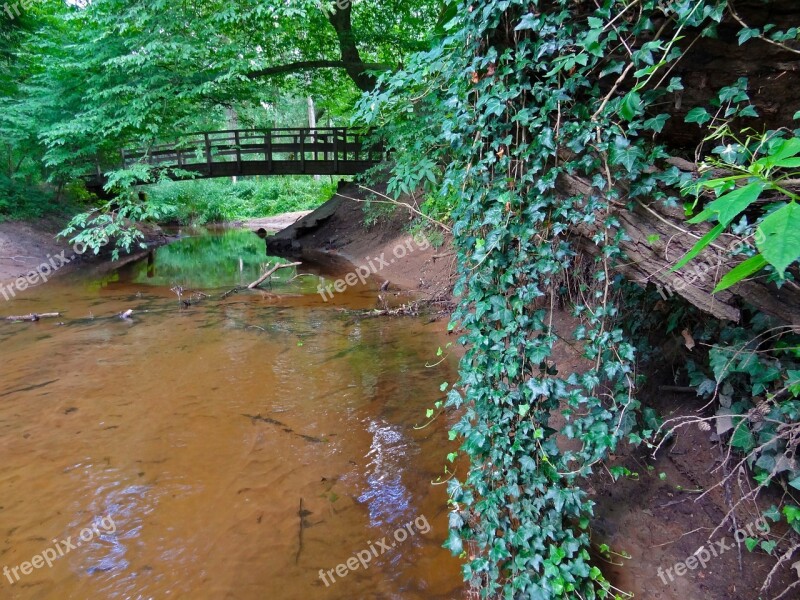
[326,3,377,91]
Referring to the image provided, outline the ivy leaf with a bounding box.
[444,530,463,555]
[610,136,644,173]
[619,91,642,121]
[761,540,777,555]
[744,537,758,552]
[685,107,711,124]
[689,181,764,227]
[787,370,800,397]
[756,202,800,277]
[737,27,761,45]
[666,77,684,92]
[730,424,755,451]
[643,114,669,133]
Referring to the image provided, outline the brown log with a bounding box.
[247,262,302,289]
[559,173,800,325]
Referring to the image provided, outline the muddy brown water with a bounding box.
[0,230,463,599]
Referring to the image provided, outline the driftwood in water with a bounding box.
[247,261,302,289]
[5,312,61,322]
[559,173,800,325]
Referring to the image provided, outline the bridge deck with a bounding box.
[87,127,384,194]
[122,127,384,179]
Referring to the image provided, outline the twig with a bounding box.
[0,255,39,262]
[295,498,307,565]
[729,3,800,56]
[248,262,302,289]
[5,312,61,322]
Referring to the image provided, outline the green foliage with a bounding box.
[358,0,800,596]
[0,177,61,221]
[59,192,171,260]
[676,124,800,291]
[145,177,338,225]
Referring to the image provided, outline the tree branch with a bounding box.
[247,60,389,80]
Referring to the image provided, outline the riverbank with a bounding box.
[0,218,171,291]
[264,181,457,304]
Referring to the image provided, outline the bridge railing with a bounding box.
[121,127,385,176]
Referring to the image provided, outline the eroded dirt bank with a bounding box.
[0,219,73,287]
[264,181,456,304]
[0,218,170,296]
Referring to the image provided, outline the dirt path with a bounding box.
[234,211,312,233]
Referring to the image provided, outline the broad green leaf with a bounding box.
[672,223,726,271]
[787,369,800,396]
[730,424,755,451]
[755,137,800,169]
[713,254,768,292]
[756,202,800,276]
[692,181,764,227]
[643,114,669,132]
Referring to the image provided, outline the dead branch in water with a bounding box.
[5,312,61,322]
[247,261,302,290]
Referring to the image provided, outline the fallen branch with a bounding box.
[5,312,61,322]
[247,262,302,290]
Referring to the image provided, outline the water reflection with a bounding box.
[359,420,414,534]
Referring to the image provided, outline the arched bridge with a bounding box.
[89,127,385,191]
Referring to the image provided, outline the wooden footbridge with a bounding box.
[89,127,385,191]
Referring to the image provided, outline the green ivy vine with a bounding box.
[357,0,799,597]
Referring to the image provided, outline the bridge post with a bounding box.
[234,130,242,174]
[300,129,306,174]
[333,128,339,172]
[266,130,272,173]
[204,133,212,176]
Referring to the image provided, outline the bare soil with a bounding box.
[0,218,73,286]
[0,218,170,293]
[264,181,457,305]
